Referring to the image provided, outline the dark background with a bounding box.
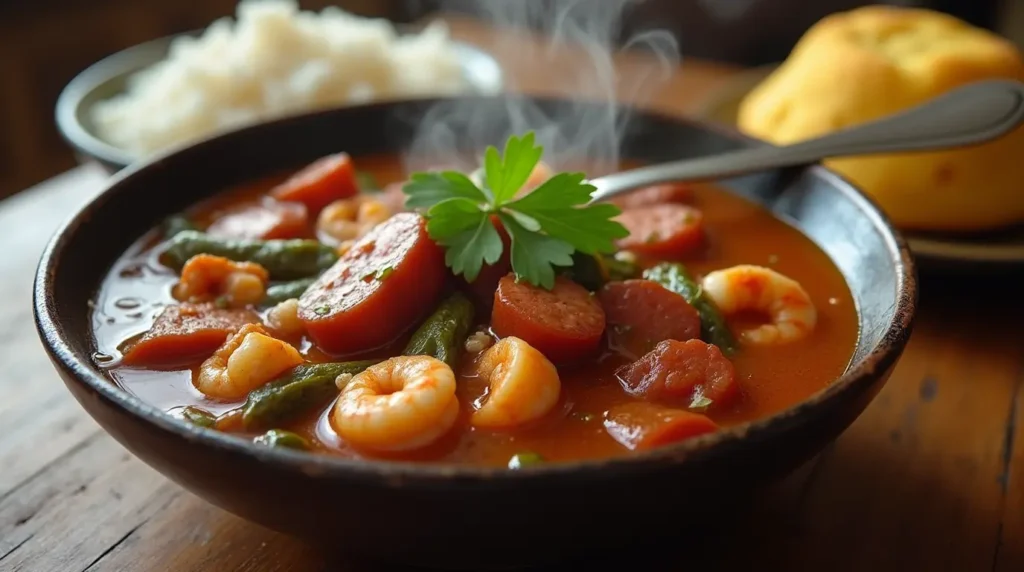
[0,0,1014,199]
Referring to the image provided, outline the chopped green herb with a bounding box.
[402,132,629,289]
[214,296,230,309]
[508,451,545,469]
[375,266,394,281]
[253,429,310,450]
[179,406,216,428]
[612,323,633,335]
[355,171,379,191]
[689,395,714,412]
[314,305,331,316]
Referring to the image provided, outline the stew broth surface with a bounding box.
[91,154,859,467]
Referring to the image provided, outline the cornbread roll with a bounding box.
[737,6,1024,231]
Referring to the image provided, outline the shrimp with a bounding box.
[265,298,304,337]
[470,337,561,429]
[173,254,269,308]
[331,355,459,452]
[195,323,303,400]
[700,264,817,345]
[464,330,494,354]
[316,196,392,245]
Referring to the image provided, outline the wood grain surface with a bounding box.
[2,16,1023,572]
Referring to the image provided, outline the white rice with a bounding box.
[90,0,469,156]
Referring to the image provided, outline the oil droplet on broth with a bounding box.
[114,297,143,310]
[119,263,145,278]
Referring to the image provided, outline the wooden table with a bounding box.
[3,18,1024,572]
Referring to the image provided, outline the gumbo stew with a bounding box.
[91,134,859,467]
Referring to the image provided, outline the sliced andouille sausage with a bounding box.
[120,303,259,367]
[608,182,693,210]
[604,402,718,451]
[616,204,705,258]
[297,212,446,356]
[270,153,359,215]
[206,199,310,240]
[598,279,701,358]
[491,274,605,364]
[615,339,738,410]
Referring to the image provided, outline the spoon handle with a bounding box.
[589,79,1024,202]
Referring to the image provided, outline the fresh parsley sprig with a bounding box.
[402,132,628,289]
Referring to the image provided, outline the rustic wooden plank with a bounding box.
[0,398,100,495]
[995,364,1024,572]
[0,431,180,571]
[753,284,1024,572]
[0,165,107,498]
[82,493,327,572]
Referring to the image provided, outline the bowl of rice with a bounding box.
[56,0,504,172]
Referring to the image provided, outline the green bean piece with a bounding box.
[562,252,640,291]
[162,214,198,240]
[508,451,545,469]
[563,252,605,291]
[242,360,379,430]
[402,292,475,369]
[643,262,737,355]
[262,277,317,306]
[179,406,216,428]
[355,170,379,192]
[253,429,310,450]
[161,230,338,280]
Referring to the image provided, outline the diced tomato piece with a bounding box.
[120,303,259,367]
[615,339,738,409]
[616,204,705,258]
[604,402,718,451]
[491,275,606,364]
[298,213,446,356]
[206,199,309,240]
[609,183,693,210]
[598,279,701,358]
[270,153,359,215]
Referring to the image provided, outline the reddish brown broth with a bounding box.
[90,154,859,467]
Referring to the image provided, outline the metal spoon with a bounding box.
[588,79,1024,202]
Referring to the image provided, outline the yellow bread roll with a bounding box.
[737,5,1024,232]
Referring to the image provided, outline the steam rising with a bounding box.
[403,0,679,175]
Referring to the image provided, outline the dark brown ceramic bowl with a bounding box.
[34,96,916,569]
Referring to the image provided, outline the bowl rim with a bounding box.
[54,27,505,171]
[35,96,918,483]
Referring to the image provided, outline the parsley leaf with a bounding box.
[429,203,502,282]
[507,173,628,254]
[404,171,490,209]
[485,133,543,204]
[425,198,486,239]
[498,213,575,290]
[401,131,629,289]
